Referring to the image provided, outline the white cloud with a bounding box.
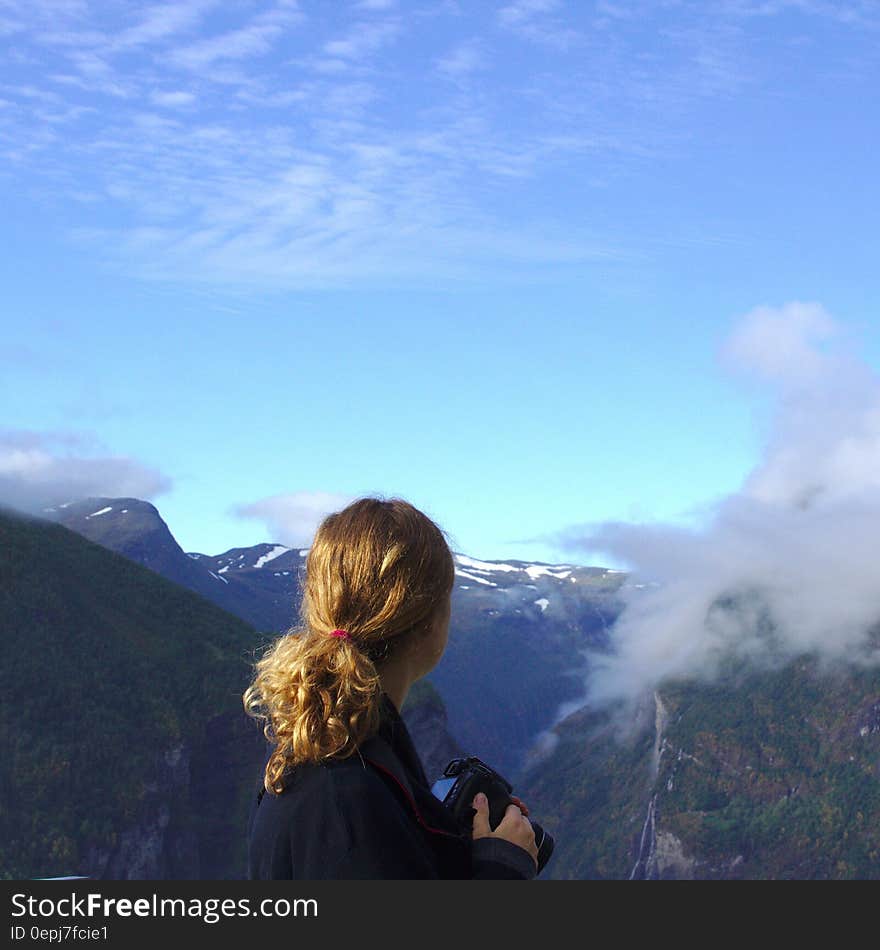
[721,303,880,508]
[436,40,488,80]
[113,0,217,50]
[322,20,400,60]
[171,23,284,70]
[720,301,841,386]
[168,2,301,70]
[233,490,358,547]
[149,89,197,108]
[0,429,172,514]
[498,0,558,24]
[497,0,578,48]
[558,303,880,706]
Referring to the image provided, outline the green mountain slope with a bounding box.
[520,653,880,879]
[0,508,268,880]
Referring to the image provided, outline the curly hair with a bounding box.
[243,496,455,793]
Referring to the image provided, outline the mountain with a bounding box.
[47,497,629,778]
[12,497,880,878]
[518,647,880,879]
[436,554,626,778]
[45,498,303,632]
[0,505,269,880]
[0,505,468,879]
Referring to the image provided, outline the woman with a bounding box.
[244,496,538,879]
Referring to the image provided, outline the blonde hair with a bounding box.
[243,496,455,793]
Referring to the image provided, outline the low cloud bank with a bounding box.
[559,302,880,705]
[0,429,171,514]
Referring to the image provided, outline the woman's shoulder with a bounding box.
[267,751,403,813]
[249,751,433,879]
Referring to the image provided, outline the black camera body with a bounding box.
[432,756,555,874]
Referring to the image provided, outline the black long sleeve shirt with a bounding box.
[247,696,536,880]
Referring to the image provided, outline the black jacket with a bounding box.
[247,696,536,880]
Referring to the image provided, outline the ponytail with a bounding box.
[243,629,382,792]
[243,497,455,793]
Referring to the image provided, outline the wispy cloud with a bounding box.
[497,0,580,48]
[498,0,560,27]
[0,429,172,513]
[113,0,218,50]
[322,19,400,60]
[435,39,488,80]
[718,0,880,27]
[2,0,875,287]
[149,89,196,108]
[170,4,301,70]
[234,490,358,547]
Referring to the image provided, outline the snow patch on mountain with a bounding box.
[454,567,498,587]
[254,545,289,569]
[454,554,520,573]
[525,565,571,580]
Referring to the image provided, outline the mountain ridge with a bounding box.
[0,505,465,878]
[41,495,627,778]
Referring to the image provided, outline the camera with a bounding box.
[432,756,555,874]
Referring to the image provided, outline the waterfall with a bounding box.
[630,691,667,879]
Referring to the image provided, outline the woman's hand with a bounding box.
[471,792,538,869]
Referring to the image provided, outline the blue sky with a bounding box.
[2,0,879,565]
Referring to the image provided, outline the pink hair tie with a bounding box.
[330,629,350,641]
